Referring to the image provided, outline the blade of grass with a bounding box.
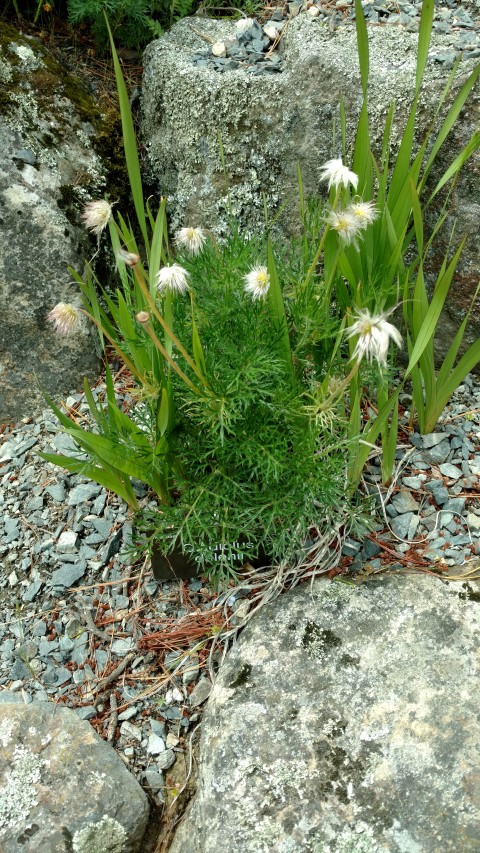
[105,15,148,252]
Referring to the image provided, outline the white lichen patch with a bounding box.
[0,744,46,830]
[311,823,382,853]
[10,43,41,71]
[72,815,127,853]
[0,720,13,748]
[3,183,41,209]
[264,757,318,805]
[0,54,12,84]
[6,91,39,138]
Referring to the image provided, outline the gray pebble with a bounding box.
[111,638,134,656]
[439,463,463,480]
[189,676,212,707]
[76,706,97,720]
[50,562,86,588]
[391,490,420,514]
[155,749,176,771]
[390,513,420,541]
[143,770,164,792]
[67,483,102,506]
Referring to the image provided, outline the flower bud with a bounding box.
[117,248,140,266]
[136,311,150,324]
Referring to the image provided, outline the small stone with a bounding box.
[390,513,420,541]
[67,483,102,506]
[166,732,179,749]
[401,475,426,489]
[45,484,66,502]
[391,490,420,514]
[189,676,212,707]
[439,463,463,480]
[444,497,466,514]
[308,5,320,15]
[150,719,167,738]
[76,706,97,720]
[164,650,184,671]
[111,638,134,656]
[421,441,451,465]
[424,481,450,506]
[467,512,480,531]
[156,749,176,771]
[9,658,32,680]
[147,734,166,755]
[212,41,226,57]
[57,530,79,552]
[120,721,142,741]
[143,770,164,792]
[183,654,200,686]
[50,562,86,588]
[264,24,278,39]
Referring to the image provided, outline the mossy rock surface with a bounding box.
[0,23,111,421]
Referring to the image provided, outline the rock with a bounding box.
[391,489,420,514]
[142,17,480,364]
[155,749,176,771]
[0,701,149,851]
[439,462,463,480]
[67,483,103,507]
[49,562,86,588]
[188,675,212,707]
[0,24,105,421]
[147,733,166,754]
[390,511,420,540]
[170,576,480,853]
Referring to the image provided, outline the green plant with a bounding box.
[66,0,162,50]
[403,181,480,434]
[66,0,197,52]
[328,0,480,486]
[41,9,480,586]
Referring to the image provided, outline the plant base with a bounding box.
[150,539,270,582]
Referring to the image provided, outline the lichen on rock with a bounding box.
[0,745,47,832]
[72,815,127,853]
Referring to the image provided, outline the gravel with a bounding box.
[0,389,224,810]
[189,1,480,75]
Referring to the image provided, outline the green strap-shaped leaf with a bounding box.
[416,0,434,93]
[38,452,139,510]
[405,239,465,375]
[149,198,167,296]
[421,67,480,190]
[157,387,170,437]
[426,131,480,205]
[267,237,295,387]
[425,337,480,432]
[354,0,369,98]
[105,15,148,253]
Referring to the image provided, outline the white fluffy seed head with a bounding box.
[346,308,403,367]
[155,264,190,295]
[243,266,270,300]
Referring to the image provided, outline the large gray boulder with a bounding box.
[141,16,480,355]
[0,24,105,423]
[170,574,480,852]
[0,699,149,852]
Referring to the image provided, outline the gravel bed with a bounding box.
[0,384,224,823]
[341,374,480,577]
[192,0,480,75]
